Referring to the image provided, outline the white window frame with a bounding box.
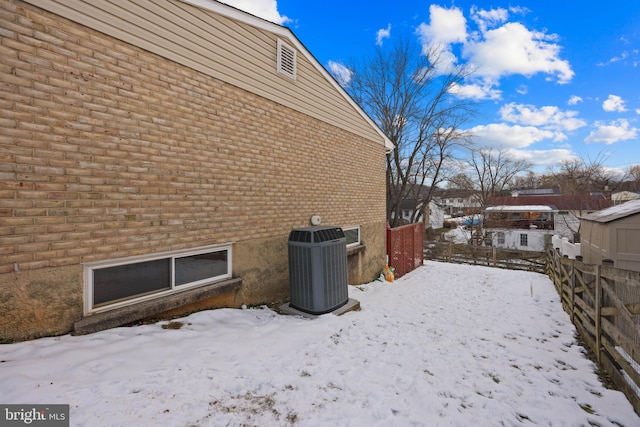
[497,232,505,245]
[343,226,361,248]
[83,243,233,315]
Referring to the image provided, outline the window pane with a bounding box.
[93,258,171,306]
[175,250,228,286]
[344,228,360,246]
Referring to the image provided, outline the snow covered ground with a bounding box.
[2,261,638,426]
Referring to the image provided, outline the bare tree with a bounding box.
[447,173,476,190]
[542,154,618,194]
[467,147,532,205]
[341,37,475,227]
[511,171,542,190]
[624,164,640,191]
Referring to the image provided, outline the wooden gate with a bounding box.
[387,222,424,278]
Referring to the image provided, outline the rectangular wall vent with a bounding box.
[277,39,297,80]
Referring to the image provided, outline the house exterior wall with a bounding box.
[21,0,387,148]
[428,201,444,229]
[554,211,580,241]
[0,1,388,340]
[489,229,551,252]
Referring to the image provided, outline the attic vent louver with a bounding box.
[277,39,297,80]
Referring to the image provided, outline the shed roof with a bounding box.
[580,199,640,223]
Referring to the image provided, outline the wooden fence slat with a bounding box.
[387,223,424,279]
[601,278,640,339]
[544,246,640,416]
[595,265,602,365]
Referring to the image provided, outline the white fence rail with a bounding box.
[552,235,580,259]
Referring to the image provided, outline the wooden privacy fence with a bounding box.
[546,247,640,414]
[424,241,547,274]
[387,222,424,278]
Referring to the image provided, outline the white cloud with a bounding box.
[449,82,501,100]
[508,6,530,16]
[602,94,628,112]
[469,123,555,148]
[376,24,392,46]
[416,6,467,75]
[568,96,583,105]
[217,0,289,24]
[470,6,508,33]
[417,5,467,45]
[327,61,353,86]
[499,103,586,132]
[506,148,576,166]
[463,22,574,84]
[516,85,528,95]
[585,119,637,144]
[415,6,573,101]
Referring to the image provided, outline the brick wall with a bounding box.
[0,1,387,339]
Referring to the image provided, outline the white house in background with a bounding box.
[433,189,482,217]
[612,191,640,205]
[485,194,613,243]
[427,200,446,229]
[397,199,445,229]
[484,205,557,252]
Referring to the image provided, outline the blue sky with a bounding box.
[220,1,640,176]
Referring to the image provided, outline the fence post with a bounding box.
[595,264,602,365]
[492,247,497,266]
[448,241,453,262]
[570,260,576,323]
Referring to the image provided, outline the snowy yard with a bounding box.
[1,261,638,426]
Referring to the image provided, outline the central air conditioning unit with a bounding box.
[288,226,348,315]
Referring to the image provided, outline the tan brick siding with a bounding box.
[0,1,387,339]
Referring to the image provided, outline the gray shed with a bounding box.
[580,199,640,272]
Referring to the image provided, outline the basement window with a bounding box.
[343,226,361,247]
[277,39,297,80]
[84,244,232,314]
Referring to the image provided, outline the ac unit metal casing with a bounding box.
[288,226,348,315]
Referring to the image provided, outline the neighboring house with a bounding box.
[433,189,482,217]
[391,184,431,226]
[580,199,640,273]
[486,193,613,243]
[612,191,640,205]
[427,200,446,229]
[484,205,557,252]
[396,199,444,229]
[0,0,392,340]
